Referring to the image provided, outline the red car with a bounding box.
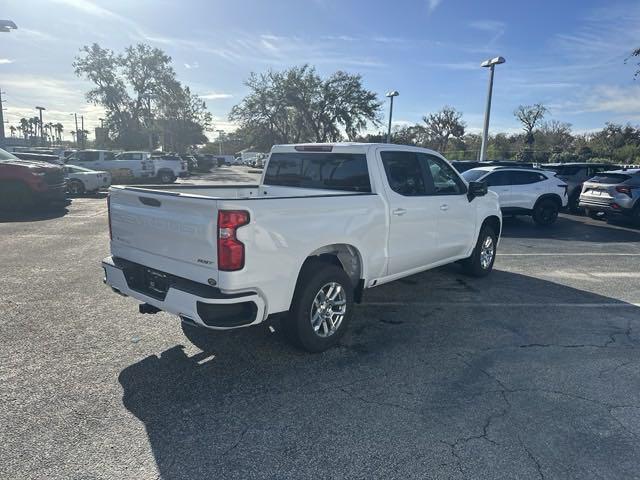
[0,147,67,210]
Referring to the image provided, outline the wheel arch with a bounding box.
[295,243,365,304]
[534,193,563,209]
[481,215,502,238]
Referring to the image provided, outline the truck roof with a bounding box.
[271,143,444,157]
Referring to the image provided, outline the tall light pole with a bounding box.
[385,91,399,143]
[35,106,46,146]
[216,129,225,155]
[71,113,79,148]
[479,56,505,161]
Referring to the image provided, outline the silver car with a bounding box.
[579,168,640,221]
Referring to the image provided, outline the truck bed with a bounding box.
[119,183,369,200]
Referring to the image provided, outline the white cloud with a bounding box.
[201,92,233,100]
[0,59,13,64]
[184,62,199,70]
[468,20,505,47]
[427,0,442,13]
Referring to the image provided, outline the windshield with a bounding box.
[461,169,488,182]
[264,152,371,192]
[0,148,19,163]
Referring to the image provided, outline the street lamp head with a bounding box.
[35,106,46,111]
[0,20,17,33]
[481,56,506,68]
[386,90,400,98]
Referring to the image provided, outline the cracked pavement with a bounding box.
[1,168,640,479]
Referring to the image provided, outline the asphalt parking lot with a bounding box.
[2,168,639,479]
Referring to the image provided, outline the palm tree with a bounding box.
[55,123,64,142]
[45,122,54,144]
[9,125,16,138]
[16,125,23,139]
[19,118,30,140]
[70,130,76,143]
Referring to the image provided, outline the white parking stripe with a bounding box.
[364,302,640,308]
[499,253,640,256]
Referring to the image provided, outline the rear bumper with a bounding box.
[102,256,266,330]
[34,185,67,203]
[579,197,635,215]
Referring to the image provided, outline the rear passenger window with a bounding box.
[381,151,427,196]
[511,171,546,185]
[485,171,511,186]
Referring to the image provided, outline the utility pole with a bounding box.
[216,129,225,155]
[36,106,46,146]
[80,115,84,148]
[0,89,5,143]
[73,113,79,148]
[479,56,506,161]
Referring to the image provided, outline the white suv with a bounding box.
[462,166,568,225]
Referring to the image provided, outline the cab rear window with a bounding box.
[264,153,371,192]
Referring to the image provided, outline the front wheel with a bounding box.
[67,179,85,195]
[532,199,559,226]
[283,260,354,352]
[462,225,497,277]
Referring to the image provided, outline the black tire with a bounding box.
[158,171,175,184]
[532,198,559,226]
[587,209,604,220]
[568,190,582,214]
[462,225,497,277]
[0,181,35,211]
[283,260,354,352]
[67,179,85,196]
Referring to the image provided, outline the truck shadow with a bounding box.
[118,269,639,479]
[0,203,69,223]
[501,213,640,242]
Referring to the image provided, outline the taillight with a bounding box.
[107,194,112,240]
[217,210,249,271]
[615,185,634,197]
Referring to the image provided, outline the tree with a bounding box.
[229,65,381,150]
[421,106,466,152]
[74,43,211,150]
[514,104,547,145]
[627,47,640,79]
[9,125,16,138]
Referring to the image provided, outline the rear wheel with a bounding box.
[283,260,354,352]
[532,199,559,225]
[158,171,175,184]
[568,190,582,214]
[67,179,85,195]
[462,225,497,277]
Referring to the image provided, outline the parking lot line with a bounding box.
[365,302,640,307]
[499,253,640,256]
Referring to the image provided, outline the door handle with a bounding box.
[440,204,449,211]
[392,208,407,216]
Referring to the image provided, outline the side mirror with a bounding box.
[467,181,488,202]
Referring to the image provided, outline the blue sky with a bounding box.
[1,0,639,142]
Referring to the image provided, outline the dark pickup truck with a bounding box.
[0,147,67,210]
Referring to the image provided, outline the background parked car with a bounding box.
[63,164,111,195]
[451,160,536,173]
[67,150,154,182]
[0,147,66,210]
[12,152,63,165]
[150,154,189,183]
[462,166,568,225]
[579,168,640,222]
[545,163,613,213]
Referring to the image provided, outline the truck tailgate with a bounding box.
[109,187,219,281]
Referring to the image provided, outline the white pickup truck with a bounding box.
[103,143,501,352]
